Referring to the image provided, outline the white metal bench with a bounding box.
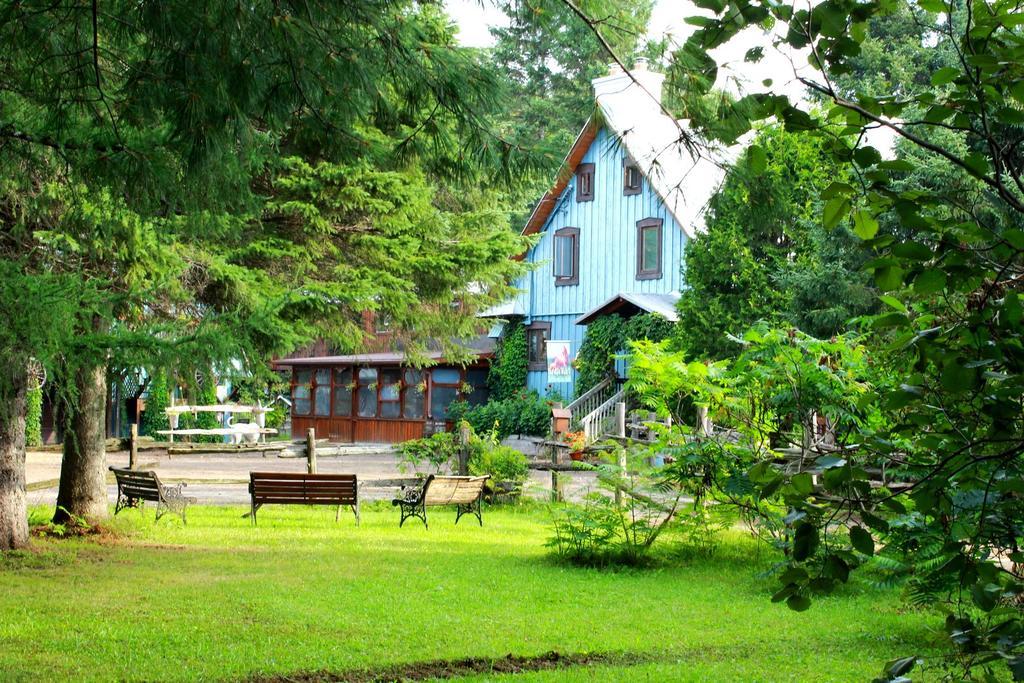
[392,475,490,528]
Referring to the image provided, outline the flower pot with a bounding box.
[570,450,585,461]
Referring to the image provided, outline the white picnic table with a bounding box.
[158,404,277,444]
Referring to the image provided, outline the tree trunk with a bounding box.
[53,362,108,524]
[0,363,29,550]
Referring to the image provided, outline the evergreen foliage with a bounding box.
[24,385,42,448]
[140,372,170,438]
[488,0,655,220]
[487,318,529,401]
[675,125,877,360]
[0,1,533,526]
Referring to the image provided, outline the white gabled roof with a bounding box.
[593,65,728,238]
[575,291,681,326]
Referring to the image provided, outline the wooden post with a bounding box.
[614,444,627,507]
[457,421,471,476]
[550,446,563,503]
[129,423,138,470]
[615,401,626,438]
[306,427,317,474]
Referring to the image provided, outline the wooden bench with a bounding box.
[392,474,490,528]
[109,467,196,524]
[248,472,359,526]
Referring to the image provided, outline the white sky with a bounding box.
[444,0,897,155]
[444,0,812,104]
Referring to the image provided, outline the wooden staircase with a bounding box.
[565,378,627,444]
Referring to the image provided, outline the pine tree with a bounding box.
[0,1,531,543]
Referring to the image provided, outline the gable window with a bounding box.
[624,162,642,196]
[636,218,663,280]
[527,321,552,372]
[575,163,594,202]
[553,226,580,286]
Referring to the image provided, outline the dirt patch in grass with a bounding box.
[250,650,658,682]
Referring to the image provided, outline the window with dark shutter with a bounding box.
[636,218,663,280]
[553,226,580,286]
[575,163,594,202]
[527,321,551,371]
[624,162,642,196]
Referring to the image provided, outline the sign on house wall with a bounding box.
[546,341,572,382]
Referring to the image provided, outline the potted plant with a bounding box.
[564,430,587,460]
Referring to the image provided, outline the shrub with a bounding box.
[140,370,170,437]
[397,431,460,474]
[675,504,730,559]
[451,391,552,441]
[25,383,43,447]
[547,443,703,567]
[574,315,626,398]
[263,404,286,430]
[547,494,622,565]
[575,313,675,398]
[469,444,528,484]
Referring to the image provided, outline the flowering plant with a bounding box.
[563,430,586,451]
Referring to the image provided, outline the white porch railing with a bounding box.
[566,377,615,423]
[580,387,626,443]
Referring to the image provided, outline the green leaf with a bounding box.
[771,583,796,602]
[885,656,917,677]
[861,511,890,532]
[930,67,960,85]
[874,266,905,292]
[971,582,999,612]
[941,361,975,393]
[853,210,879,239]
[914,269,946,295]
[823,197,851,229]
[790,472,814,495]
[822,181,855,198]
[891,241,932,260]
[786,593,811,611]
[879,295,907,313]
[748,145,767,173]
[850,526,874,556]
[964,152,990,177]
[1003,292,1022,326]
[793,523,819,561]
[824,554,850,583]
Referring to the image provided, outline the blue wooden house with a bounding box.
[492,62,724,402]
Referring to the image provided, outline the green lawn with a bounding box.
[0,504,940,682]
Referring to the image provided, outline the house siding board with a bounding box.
[518,126,687,398]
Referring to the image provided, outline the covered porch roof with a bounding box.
[575,292,680,326]
[273,336,496,367]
